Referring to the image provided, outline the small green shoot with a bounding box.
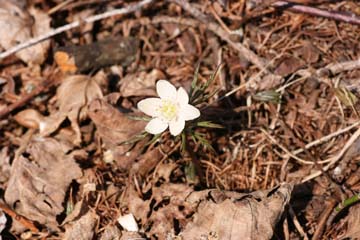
[253,90,281,103]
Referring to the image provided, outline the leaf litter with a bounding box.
[0,0,360,239]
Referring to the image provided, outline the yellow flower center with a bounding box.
[159,100,178,121]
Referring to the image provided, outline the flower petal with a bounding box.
[176,87,189,105]
[180,104,200,121]
[137,98,161,117]
[145,118,168,134]
[156,80,177,100]
[169,118,185,136]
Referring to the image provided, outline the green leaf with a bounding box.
[189,63,222,105]
[204,63,222,89]
[194,132,215,152]
[127,115,152,121]
[180,131,187,153]
[144,133,161,147]
[196,121,223,128]
[335,193,360,212]
[120,131,148,145]
[253,90,281,103]
[185,161,198,184]
[189,63,201,99]
[334,87,358,107]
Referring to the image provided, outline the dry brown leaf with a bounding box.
[120,231,143,240]
[177,30,197,54]
[4,137,83,231]
[0,147,11,184]
[297,41,320,64]
[64,211,99,240]
[130,148,162,177]
[99,225,121,240]
[119,69,165,97]
[13,109,44,129]
[154,162,178,182]
[180,183,293,240]
[88,93,146,169]
[274,55,305,76]
[0,2,51,64]
[127,183,194,239]
[249,73,283,91]
[41,74,103,144]
[338,204,360,240]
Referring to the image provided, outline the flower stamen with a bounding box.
[158,100,178,121]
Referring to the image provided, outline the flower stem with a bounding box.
[182,132,205,186]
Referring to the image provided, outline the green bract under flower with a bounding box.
[137,80,200,136]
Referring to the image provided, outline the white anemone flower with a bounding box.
[137,80,200,136]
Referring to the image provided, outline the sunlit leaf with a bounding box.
[334,87,358,107]
[253,90,281,103]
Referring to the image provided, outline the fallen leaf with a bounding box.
[88,93,146,169]
[13,109,44,129]
[64,211,99,240]
[119,69,165,97]
[120,231,143,240]
[0,147,11,184]
[180,183,293,240]
[99,225,121,240]
[0,2,51,64]
[4,137,83,230]
[297,41,320,64]
[41,74,103,144]
[127,183,194,239]
[177,30,197,54]
[274,55,305,76]
[154,162,178,182]
[338,204,360,239]
[249,73,283,91]
[130,148,162,177]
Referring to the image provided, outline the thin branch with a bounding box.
[166,0,268,72]
[0,72,61,119]
[0,0,153,60]
[250,0,360,25]
[274,1,360,26]
[302,125,360,183]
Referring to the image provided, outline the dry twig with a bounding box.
[166,0,268,71]
[273,1,360,26]
[0,202,39,233]
[302,126,360,183]
[251,0,360,25]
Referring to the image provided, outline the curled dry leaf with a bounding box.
[13,109,44,129]
[0,211,6,237]
[88,93,146,169]
[274,55,305,77]
[297,41,320,64]
[119,69,165,97]
[0,2,51,64]
[4,137,83,231]
[338,204,360,239]
[180,183,293,240]
[63,211,99,240]
[0,147,11,183]
[41,74,103,144]
[99,225,121,240]
[127,183,194,239]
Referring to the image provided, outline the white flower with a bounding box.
[137,80,200,136]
